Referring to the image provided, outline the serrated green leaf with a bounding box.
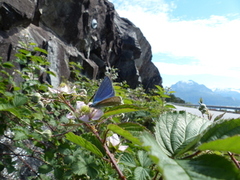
[71,161,88,175]
[13,131,28,140]
[200,118,240,144]
[137,151,152,168]
[155,111,212,157]
[134,166,151,180]
[107,124,142,145]
[176,154,240,180]
[12,94,28,106]
[65,132,103,157]
[103,104,144,117]
[38,164,52,174]
[120,153,137,167]
[64,155,75,164]
[199,135,240,154]
[141,132,240,180]
[140,132,186,180]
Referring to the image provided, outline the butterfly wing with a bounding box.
[94,96,122,108]
[92,76,115,105]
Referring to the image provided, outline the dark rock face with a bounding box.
[0,0,162,89]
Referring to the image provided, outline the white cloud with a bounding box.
[110,0,240,77]
[154,62,240,79]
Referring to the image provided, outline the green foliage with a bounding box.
[0,42,240,180]
[66,132,104,157]
[140,111,240,180]
[154,111,211,157]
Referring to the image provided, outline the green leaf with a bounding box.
[0,103,14,111]
[134,166,151,180]
[54,167,64,179]
[14,130,28,140]
[107,124,142,145]
[176,154,240,180]
[141,132,186,180]
[29,42,37,46]
[137,151,152,168]
[118,122,147,132]
[199,135,240,154]
[46,70,56,76]
[18,49,31,55]
[71,161,88,175]
[141,132,240,180]
[65,132,103,157]
[213,112,225,121]
[64,155,75,164]
[0,103,21,117]
[103,104,145,117]
[34,47,48,54]
[12,94,28,106]
[38,164,52,174]
[120,153,137,167]
[118,122,149,136]
[200,118,240,144]
[155,111,211,157]
[82,133,106,156]
[2,62,14,68]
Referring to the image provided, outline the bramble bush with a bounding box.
[0,42,240,180]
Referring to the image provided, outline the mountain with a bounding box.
[171,80,240,106]
[214,88,240,101]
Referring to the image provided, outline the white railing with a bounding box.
[171,103,240,112]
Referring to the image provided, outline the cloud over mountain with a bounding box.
[171,80,240,106]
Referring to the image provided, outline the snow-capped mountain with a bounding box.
[171,80,240,106]
[214,88,240,100]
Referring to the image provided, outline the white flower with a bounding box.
[66,101,104,122]
[48,83,76,94]
[106,134,128,152]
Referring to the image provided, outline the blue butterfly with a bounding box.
[90,76,122,108]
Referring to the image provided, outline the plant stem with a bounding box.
[85,123,126,180]
[228,152,240,169]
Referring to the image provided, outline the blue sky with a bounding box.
[109,0,240,89]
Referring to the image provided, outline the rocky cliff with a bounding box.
[0,0,162,89]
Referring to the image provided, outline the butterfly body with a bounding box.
[90,76,122,108]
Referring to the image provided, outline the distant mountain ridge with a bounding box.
[170,80,240,106]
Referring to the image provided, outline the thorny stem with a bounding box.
[85,123,126,180]
[228,151,240,169]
